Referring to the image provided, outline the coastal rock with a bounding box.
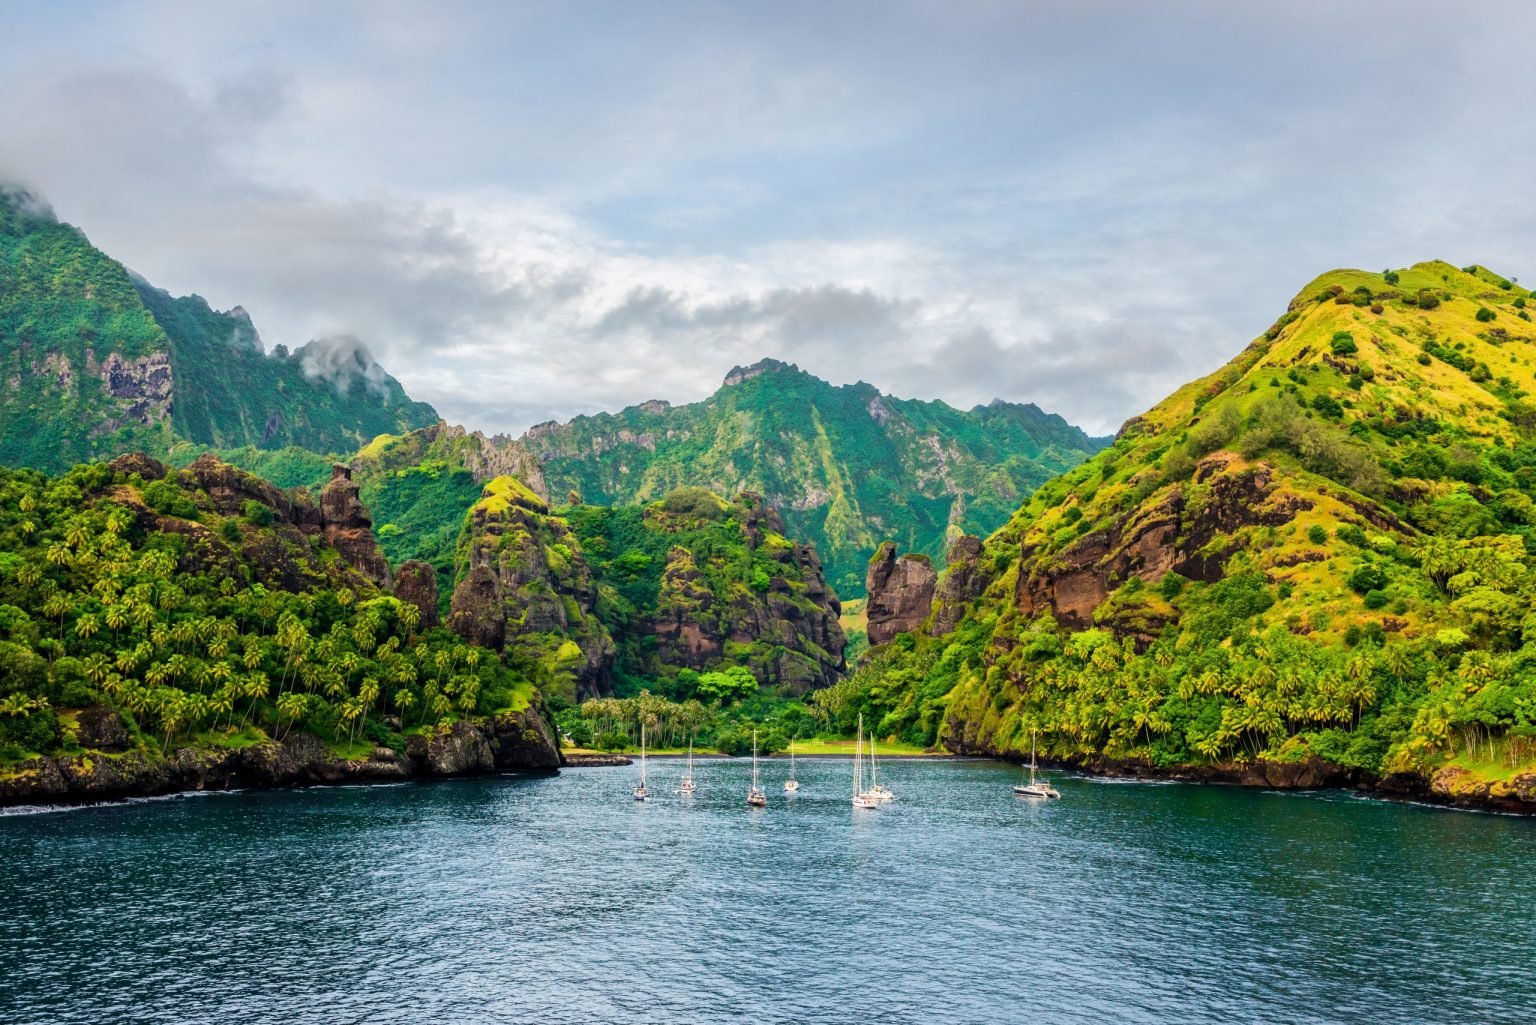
[490,707,562,770]
[866,541,938,645]
[394,560,440,628]
[74,706,131,752]
[408,721,496,775]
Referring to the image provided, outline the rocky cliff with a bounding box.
[0,185,436,472]
[0,706,560,808]
[831,261,1536,814]
[558,488,846,694]
[516,357,1107,597]
[447,476,616,703]
[0,452,566,810]
[865,542,937,646]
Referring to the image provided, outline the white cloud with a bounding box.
[1,2,1534,437]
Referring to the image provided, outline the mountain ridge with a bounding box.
[0,185,437,471]
[838,259,1536,813]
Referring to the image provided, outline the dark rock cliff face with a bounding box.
[320,464,393,587]
[393,560,439,628]
[649,499,846,694]
[866,541,938,645]
[1014,454,1311,633]
[0,706,561,807]
[447,478,615,703]
[106,453,380,594]
[931,535,985,636]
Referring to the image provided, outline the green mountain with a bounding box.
[837,261,1536,811]
[564,486,845,696]
[0,452,559,806]
[521,358,1109,596]
[0,186,437,472]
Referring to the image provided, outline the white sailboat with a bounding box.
[747,728,767,807]
[784,738,799,792]
[852,714,879,809]
[680,737,697,794]
[1013,729,1060,800]
[869,731,893,802]
[633,721,651,801]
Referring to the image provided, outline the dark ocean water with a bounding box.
[2,758,1532,1025]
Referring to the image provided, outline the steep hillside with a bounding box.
[835,261,1536,811]
[565,487,846,696]
[520,358,1107,596]
[344,422,548,612]
[0,453,558,806]
[445,476,616,707]
[0,186,437,472]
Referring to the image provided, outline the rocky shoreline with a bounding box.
[0,707,563,809]
[1049,752,1536,816]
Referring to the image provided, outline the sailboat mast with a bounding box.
[870,732,877,790]
[1029,729,1037,786]
[854,715,863,796]
[640,721,647,786]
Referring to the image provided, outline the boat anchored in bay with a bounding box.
[853,714,879,809]
[747,729,767,807]
[633,721,652,802]
[784,739,799,792]
[680,737,697,795]
[1013,729,1060,800]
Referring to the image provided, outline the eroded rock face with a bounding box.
[1015,455,1312,632]
[107,452,167,481]
[393,560,439,628]
[181,453,291,519]
[409,720,495,775]
[447,478,615,702]
[320,464,392,587]
[931,535,985,636]
[650,526,846,694]
[866,541,938,645]
[88,351,173,438]
[0,714,562,807]
[74,706,130,752]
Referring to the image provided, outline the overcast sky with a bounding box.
[3,1,1534,436]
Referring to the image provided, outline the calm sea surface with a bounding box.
[2,758,1532,1025]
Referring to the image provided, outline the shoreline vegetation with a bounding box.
[6,739,1531,814]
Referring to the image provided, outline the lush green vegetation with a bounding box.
[860,261,1536,793]
[0,187,174,468]
[0,187,437,474]
[556,686,827,756]
[0,459,534,769]
[522,358,1107,596]
[563,486,844,696]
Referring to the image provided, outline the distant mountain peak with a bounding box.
[723,357,799,386]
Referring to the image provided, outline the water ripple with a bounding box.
[2,759,1533,1024]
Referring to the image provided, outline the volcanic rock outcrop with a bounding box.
[865,541,938,645]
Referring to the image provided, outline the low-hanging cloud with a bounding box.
[0,3,1533,437]
[298,335,389,396]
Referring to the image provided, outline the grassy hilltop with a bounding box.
[835,261,1536,807]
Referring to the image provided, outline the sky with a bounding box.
[2,1,1535,437]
